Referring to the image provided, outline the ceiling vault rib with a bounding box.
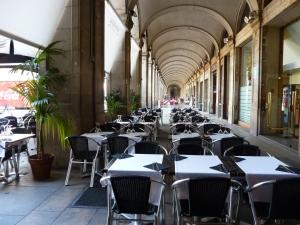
[160,60,197,71]
[141,4,233,36]
[158,55,201,68]
[150,26,219,53]
[153,39,210,61]
[156,49,204,65]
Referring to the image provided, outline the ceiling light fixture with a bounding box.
[244,11,257,24]
[223,35,233,44]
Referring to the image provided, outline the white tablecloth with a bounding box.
[81,133,107,150]
[105,154,164,204]
[0,134,34,157]
[175,155,230,198]
[236,156,299,202]
[171,132,200,147]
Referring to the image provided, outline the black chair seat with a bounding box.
[112,202,158,215]
[179,199,227,218]
[254,202,271,218]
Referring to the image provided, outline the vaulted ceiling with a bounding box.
[134,0,257,88]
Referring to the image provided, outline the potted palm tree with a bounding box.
[11,41,73,180]
[105,90,122,120]
[129,90,140,113]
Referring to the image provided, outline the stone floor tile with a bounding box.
[16,211,61,225]
[51,208,96,225]
[87,208,107,225]
[0,215,23,225]
[0,186,56,215]
[35,186,84,211]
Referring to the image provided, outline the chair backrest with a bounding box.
[67,136,97,161]
[4,116,18,127]
[121,115,134,122]
[134,142,162,154]
[110,176,151,214]
[269,178,300,219]
[188,177,231,217]
[203,124,220,134]
[105,122,121,131]
[132,123,145,132]
[107,136,129,158]
[179,137,202,145]
[175,124,187,133]
[0,117,9,126]
[144,115,155,122]
[220,137,244,155]
[23,116,36,134]
[11,127,31,134]
[177,143,205,155]
[225,143,260,156]
[172,114,180,123]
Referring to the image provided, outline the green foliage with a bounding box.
[11,41,73,158]
[129,90,140,112]
[105,90,122,120]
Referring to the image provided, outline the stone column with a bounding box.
[250,23,262,136]
[141,46,148,107]
[124,12,134,113]
[136,39,144,104]
[216,56,221,117]
[148,56,153,107]
[79,0,105,131]
[146,50,150,107]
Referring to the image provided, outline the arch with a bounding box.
[157,49,204,65]
[153,39,210,60]
[160,60,197,72]
[246,0,259,11]
[168,80,184,88]
[142,5,233,36]
[150,26,219,52]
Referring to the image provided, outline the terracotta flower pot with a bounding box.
[29,153,55,180]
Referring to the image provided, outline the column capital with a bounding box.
[125,11,134,31]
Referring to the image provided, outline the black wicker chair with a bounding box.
[172,177,237,225]
[121,115,134,122]
[246,178,300,225]
[101,175,165,225]
[179,137,202,145]
[4,116,18,128]
[144,115,156,122]
[104,122,121,132]
[202,123,221,135]
[224,143,261,156]
[0,117,9,132]
[106,136,133,162]
[175,143,212,155]
[219,137,244,156]
[65,136,101,187]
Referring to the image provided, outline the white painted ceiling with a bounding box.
[137,0,247,88]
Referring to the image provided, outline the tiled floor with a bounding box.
[1,108,300,225]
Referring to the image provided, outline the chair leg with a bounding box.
[83,159,87,173]
[90,160,96,187]
[65,160,72,186]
